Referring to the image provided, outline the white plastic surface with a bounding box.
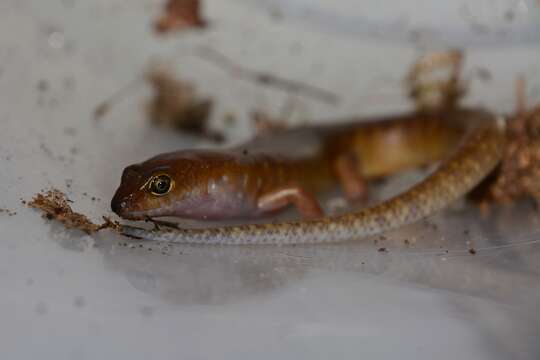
[1,0,540,359]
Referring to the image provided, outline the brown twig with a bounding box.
[93,76,143,120]
[194,46,339,105]
[28,189,120,234]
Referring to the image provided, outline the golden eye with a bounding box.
[148,174,173,196]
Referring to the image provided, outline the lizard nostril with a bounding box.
[111,195,128,215]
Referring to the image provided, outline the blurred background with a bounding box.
[1,0,540,359]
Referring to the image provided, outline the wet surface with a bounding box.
[1,0,540,359]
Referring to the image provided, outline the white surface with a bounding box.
[1,0,540,359]
[249,0,540,47]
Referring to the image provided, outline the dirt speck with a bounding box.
[37,79,49,92]
[35,301,49,315]
[63,127,77,136]
[140,305,155,317]
[73,296,86,308]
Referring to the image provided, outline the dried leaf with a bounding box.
[154,0,207,34]
[146,64,223,142]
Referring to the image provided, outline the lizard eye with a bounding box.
[148,174,173,196]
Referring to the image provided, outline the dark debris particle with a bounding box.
[378,247,388,253]
[504,10,515,22]
[73,296,86,308]
[476,68,492,82]
[468,248,477,255]
[37,79,49,92]
[93,102,109,120]
[63,127,77,136]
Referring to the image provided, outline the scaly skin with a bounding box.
[117,109,506,245]
[112,111,467,220]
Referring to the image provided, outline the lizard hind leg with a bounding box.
[335,152,368,202]
[257,186,324,220]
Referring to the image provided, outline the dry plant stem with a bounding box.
[407,49,466,111]
[195,46,339,105]
[93,76,143,120]
[515,75,527,116]
[28,189,120,234]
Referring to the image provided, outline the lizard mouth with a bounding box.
[110,193,145,220]
[111,195,172,221]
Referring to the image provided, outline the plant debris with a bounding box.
[250,110,288,135]
[94,63,223,142]
[249,97,302,135]
[471,79,540,207]
[408,52,540,209]
[154,0,207,34]
[146,64,224,142]
[407,49,466,112]
[27,189,119,234]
